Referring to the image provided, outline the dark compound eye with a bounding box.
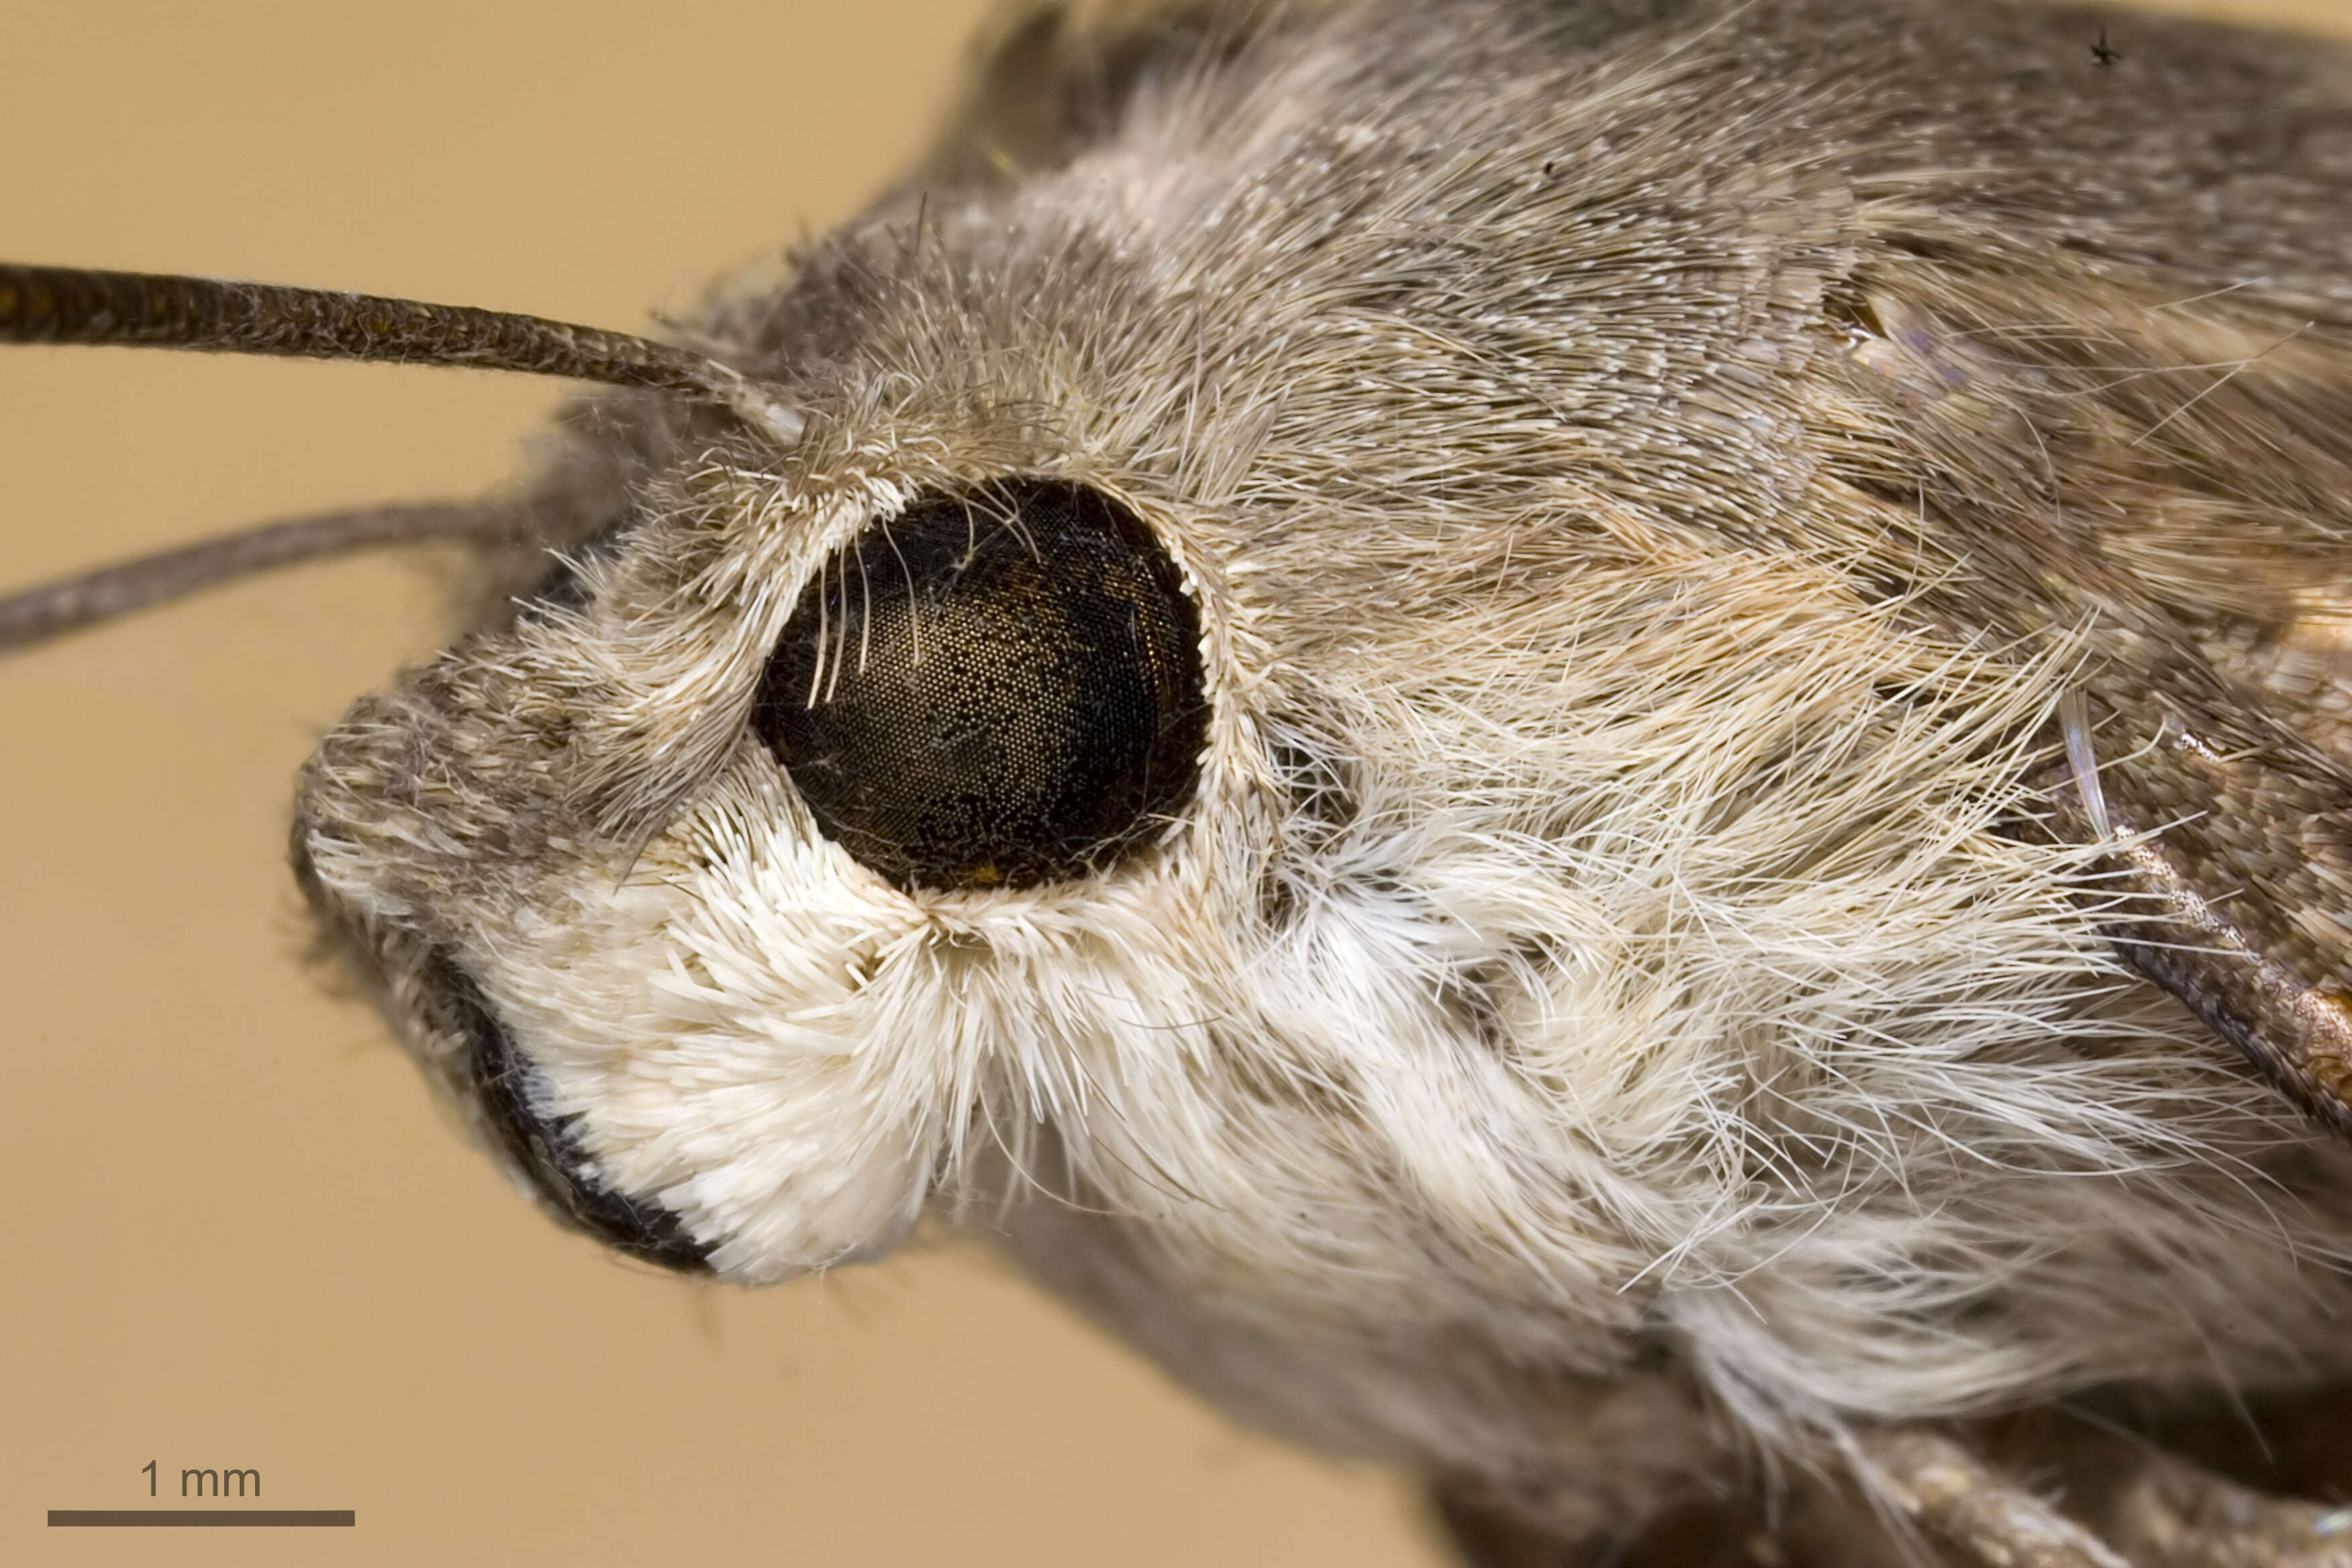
[752,478,1208,891]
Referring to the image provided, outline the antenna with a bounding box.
[0,262,812,647]
[0,264,804,442]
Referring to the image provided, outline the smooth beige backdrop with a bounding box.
[1,3,2342,1565]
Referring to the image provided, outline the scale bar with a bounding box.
[50,1510,354,1527]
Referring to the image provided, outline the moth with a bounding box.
[9,1,2352,1563]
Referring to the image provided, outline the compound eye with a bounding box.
[752,479,1208,891]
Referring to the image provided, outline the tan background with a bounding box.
[0,2,2342,1564]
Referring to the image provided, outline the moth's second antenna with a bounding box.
[0,502,505,651]
[0,263,805,443]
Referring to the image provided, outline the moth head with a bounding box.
[289,456,1226,1281]
[260,22,2194,1301]
[11,1,2351,1420]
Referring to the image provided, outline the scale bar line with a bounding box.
[49,1509,355,1527]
